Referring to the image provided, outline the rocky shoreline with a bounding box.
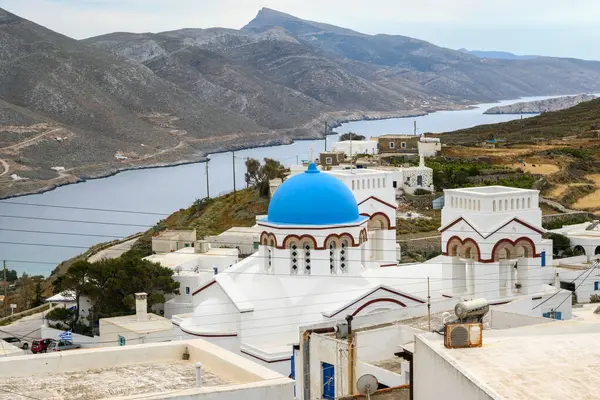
[484,94,596,114]
[0,108,441,200]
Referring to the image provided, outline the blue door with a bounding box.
[541,251,546,267]
[417,175,423,186]
[543,311,562,320]
[322,362,335,399]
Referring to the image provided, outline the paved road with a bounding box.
[0,311,44,356]
[88,237,139,263]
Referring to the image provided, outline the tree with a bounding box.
[339,132,365,141]
[244,158,287,197]
[543,233,572,257]
[52,260,94,325]
[5,269,17,283]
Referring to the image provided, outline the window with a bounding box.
[493,200,496,212]
[393,181,398,189]
[401,142,407,148]
[325,157,333,165]
[595,282,599,291]
[377,178,381,188]
[290,243,299,274]
[352,180,355,190]
[528,197,531,208]
[340,240,348,272]
[382,178,386,188]
[118,335,126,346]
[322,362,335,399]
[329,242,337,274]
[185,287,190,295]
[417,175,423,186]
[389,141,396,149]
[304,243,312,275]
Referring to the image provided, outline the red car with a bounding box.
[31,338,56,354]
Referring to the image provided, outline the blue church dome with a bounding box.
[266,163,364,225]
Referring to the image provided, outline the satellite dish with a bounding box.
[357,374,378,399]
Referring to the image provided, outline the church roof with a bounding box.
[265,163,365,226]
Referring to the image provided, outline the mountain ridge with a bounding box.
[3,6,600,198]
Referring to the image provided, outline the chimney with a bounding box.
[135,292,148,322]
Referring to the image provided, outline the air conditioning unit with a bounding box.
[444,323,482,349]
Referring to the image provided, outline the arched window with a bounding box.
[303,242,312,275]
[290,242,299,274]
[329,242,337,274]
[340,239,349,273]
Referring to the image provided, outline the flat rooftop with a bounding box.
[447,185,536,195]
[102,313,172,333]
[377,134,417,139]
[0,339,292,400]
[0,361,226,400]
[418,310,600,400]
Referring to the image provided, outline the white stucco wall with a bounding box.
[414,336,494,400]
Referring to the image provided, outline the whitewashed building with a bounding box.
[548,220,600,259]
[172,164,567,377]
[331,139,378,157]
[152,229,197,253]
[0,337,294,399]
[144,245,238,318]
[414,303,600,400]
[417,135,441,157]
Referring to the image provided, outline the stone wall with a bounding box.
[404,193,435,209]
[542,212,595,225]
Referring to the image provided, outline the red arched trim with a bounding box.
[489,236,540,262]
[443,236,482,261]
[280,234,318,250]
[366,212,394,230]
[322,233,359,248]
[351,298,406,317]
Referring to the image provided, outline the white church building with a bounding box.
[172,165,567,375]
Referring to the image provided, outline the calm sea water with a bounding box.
[0,96,560,275]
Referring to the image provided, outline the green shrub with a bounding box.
[413,188,432,195]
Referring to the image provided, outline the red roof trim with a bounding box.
[326,286,424,318]
[351,298,406,317]
[358,196,398,210]
[439,217,544,239]
[192,280,216,296]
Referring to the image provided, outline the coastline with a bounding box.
[0,108,435,201]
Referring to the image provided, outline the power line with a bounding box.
[0,215,153,228]
[0,201,170,216]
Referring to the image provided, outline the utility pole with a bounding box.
[414,120,417,136]
[3,261,7,316]
[427,277,431,332]
[232,151,237,203]
[296,155,299,165]
[205,159,210,199]
[324,121,328,152]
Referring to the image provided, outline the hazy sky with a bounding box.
[2,0,600,60]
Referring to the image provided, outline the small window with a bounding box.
[185,287,190,295]
[118,335,126,346]
[595,282,599,291]
[389,142,396,149]
[393,181,397,188]
[325,157,333,165]
[401,142,407,148]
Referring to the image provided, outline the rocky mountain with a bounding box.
[458,49,538,60]
[4,6,600,198]
[243,8,600,100]
[484,94,597,114]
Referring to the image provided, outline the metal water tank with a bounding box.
[454,298,489,320]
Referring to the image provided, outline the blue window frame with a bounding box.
[322,362,335,399]
[594,281,599,291]
[185,287,190,295]
[543,311,562,320]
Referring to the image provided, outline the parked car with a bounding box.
[2,336,28,350]
[31,338,56,354]
[48,340,81,352]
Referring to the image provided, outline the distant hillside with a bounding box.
[442,98,600,143]
[484,94,597,114]
[4,6,600,198]
[458,48,538,60]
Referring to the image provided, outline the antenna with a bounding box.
[357,374,378,399]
